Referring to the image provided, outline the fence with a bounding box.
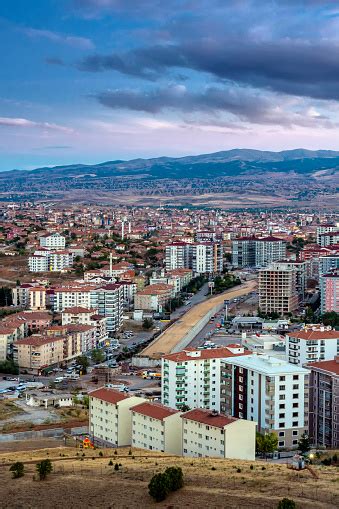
[0,425,88,442]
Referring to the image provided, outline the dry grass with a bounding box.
[0,400,23,421]
[0,446,338,508]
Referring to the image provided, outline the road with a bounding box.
[139,279,257,359]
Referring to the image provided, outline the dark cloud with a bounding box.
[95,85,335,128]
[81,40,339,102]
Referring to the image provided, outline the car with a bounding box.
[54,377,64,383]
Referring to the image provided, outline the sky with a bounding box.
[2,0,339,170]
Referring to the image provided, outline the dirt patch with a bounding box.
[0,447,337,508]
[0,400,23,421]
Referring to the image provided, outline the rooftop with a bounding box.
[181,409,237,429]
[163,346,249,362]
[131,401,179,421]
[229,353,309,375]
[307,358,339,376]
[89,387,129,404]
[289,329,339,340]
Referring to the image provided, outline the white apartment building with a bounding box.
[255,236,286,267]
[39,233,66,249]
[62,307,108,346]
[165,243,188,270]
[221,354,309,449]
[89,387,145,447]
[191,243,223,274]
[316,224,338,244]
[287,328,339,366]
[131,402,182,454]
[28,255,48,272]
[182,409,256,461]
[161,346,249,411]
[90,284,124,333]
[28,286,46,310]
[53,285,94,312]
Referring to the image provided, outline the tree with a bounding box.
[91,349,105,364]
[148,472,171,502]
[36,459,53,480]
[9,462,24,479]
[77,355,89,374]
[277,498,296,509]
[256,432,278,459]
[298,432,310,455]
[179,404,190,412]
[165,467,184,491]
[142,318,154,330]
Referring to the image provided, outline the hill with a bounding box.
[1,149,339,209]
[0,445,338,508]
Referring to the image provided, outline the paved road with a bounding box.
[140,280,257,359]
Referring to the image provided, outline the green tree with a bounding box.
[321,311,339,328]
[91,349,105,364]
[77,355,89,374]
[165,467,184,491]
[142,318,154,330]
[148,472,171,502]
[277,498,296,509]
[179,404,190,412]
[36,459,53,480]
[256,432,278,459]
[9,462,25,479]
[298,432,311,455]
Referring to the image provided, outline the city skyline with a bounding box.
[2,1,339,169]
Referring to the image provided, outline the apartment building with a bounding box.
[61,308,107,347]
[320,269,339,313]
[316,224,338,245]
[319,255,339,277]
[90,284,124,333]
[221,354,309,449]
[131,402,182,454]
[319,231,339,247]
[39,233,65,249]
[28,286,46,310]
[134,284,173,312]
[232,236,286,269]
[89,388,145,447]
[307,357,339,448]
[150,269,193,297]
[0,325,17,361]
[165,242,223,274]
[255,236,286,267]
[286,328,339,366]
[165,242,189,270]
[161,346,249,411]
[16,336,64,374]
[181,409,256,460]
[28,255,48,272]
[53,285,94,312]
[28,250,73,272]
[258,263,299,315]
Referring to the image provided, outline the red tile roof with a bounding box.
[163,347,250,362]
[131,401,179,421]
[16,336,64,347]
[288,330,339,340]
[306,359,339,375]
[181,409,237,428]
[89,387,129,404]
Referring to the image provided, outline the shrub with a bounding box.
[237,468,241,473]
[277,498,296,509]
[9,462,24,479]
[114,450,117,455]
[165,467,184,491]
[262,466,266,470]
[332,454,338,463]
[114,463,119,471]
[108,459,113,466]
[99,451,103,457]
[148,472,171,502]
[36,459,53,481]
[211,466,216,471]
[322,458,332,466]
[250,465,254,470]
[128,449,132,455]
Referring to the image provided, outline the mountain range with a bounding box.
[1,149,338,209]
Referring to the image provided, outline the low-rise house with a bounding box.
[181,409,256,461]
[131,401,182,454]
[25,391,73,408]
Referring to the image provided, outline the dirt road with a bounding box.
[140,280,257,359]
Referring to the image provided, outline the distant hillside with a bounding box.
[1,149,338,209]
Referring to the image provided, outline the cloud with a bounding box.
[23,28,94,50]
[94,84,336,128]
[0,117,74,133]
[45,57,66,66]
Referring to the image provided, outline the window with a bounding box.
[293,394,298,399]
[279,441,285,447]
[293,375,299,380]
[279,431,285,437]
[292,421,299,427]
[279,376,285,381]
[292,430,298,436]
[279,394,285,400]
[279,413,285,419]
[279,404,285,409]
[279,422,285,428]
[292,412,298,418]
[279,385,285,391]
[293,403,298,408]
[293,384,299,390]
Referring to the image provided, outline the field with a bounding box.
[0,445,338,508]
[0,400,23,421]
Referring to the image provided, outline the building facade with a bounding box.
[286,328,339,366]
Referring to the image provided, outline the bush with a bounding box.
[277,498,296,509]
[114,450,117,455]
[237,468,241,473]
[114,463,119,471]
[332,454,338,463]
[128,449,132,455]
[211,466,216,471]
[321,458,332,466]
[99,451,103,457]
[108,459,113,466]
[9,462,24,479]
[250,465,254,470]
[148,473,171,502]
[36,459,53,481]
[262,466,266,470]
[165,467,184,491]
